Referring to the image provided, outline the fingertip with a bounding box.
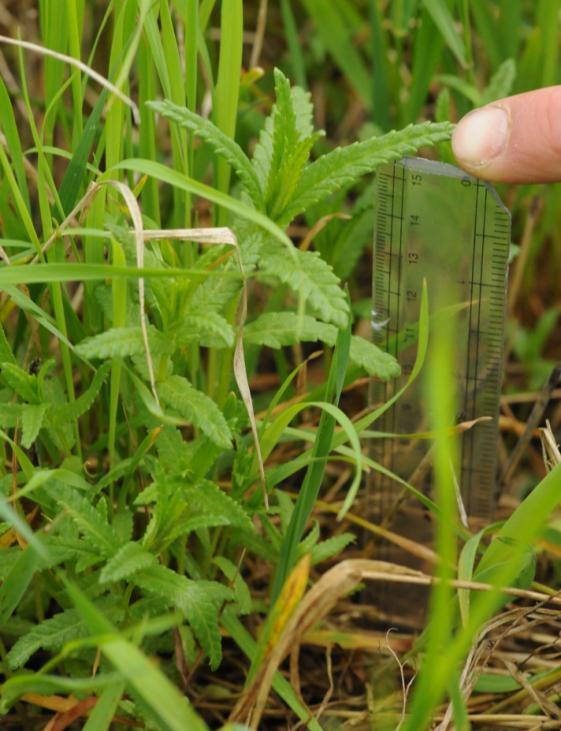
[452,106,511,172]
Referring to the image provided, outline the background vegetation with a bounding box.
[0,1,560,729]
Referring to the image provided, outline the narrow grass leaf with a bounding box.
[272,307,352,600]
[82,681,127,731]
[422,0,466,67]
[114,158,294,253]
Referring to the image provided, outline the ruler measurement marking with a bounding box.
[462,181,481,498]
[371,158,509,525]
[470,185,491,507]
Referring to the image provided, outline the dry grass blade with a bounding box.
[0,34,139,123]
[234,559,561,729]
[539,419,561,472]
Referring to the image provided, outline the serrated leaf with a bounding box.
[99,542,158,584]
[244,312,335,348]
[259,70,322,220]
[310,532,355,565]
[0,363,38,403]
[133,565,231,669]
[159,375,232,448]
[279,121,454,225]
[21,403,49,448]
[8,608,88,669]
[265,69,300,204]
[148,99,263,208]
[349,335,401,379]
[244,313,399,380]
[183,481,254,534]
[51,362,111,426]
[189,276,241,314]
[174,311,234,349]
[252,69,320,213]
[291,86,315,140]
[252,113,275,192]
[259,246,349,328]
[269,134,321,220]
[75,326,171,360]
[53,484,119,556]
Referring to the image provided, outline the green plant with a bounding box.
[0,4,452,727]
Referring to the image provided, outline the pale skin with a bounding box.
[452,86,561,183]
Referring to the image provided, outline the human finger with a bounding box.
[452,86,561,183]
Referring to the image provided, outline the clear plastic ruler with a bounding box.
[370,157,510,550]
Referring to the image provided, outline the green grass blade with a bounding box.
[63,576,209,731]
[0,77,30,211]
[280,0,307,89]
[404,8,445,123]
[82,681,127,731]
[300,0,371,106]
[58,89,107,214]
[422,0,466,67]
[222,611,324,731]
[213,0,243,217]
[114,158,293,250]
[271,309,352,601]
[367,0,391,130]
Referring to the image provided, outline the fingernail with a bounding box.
[452,106,510,167]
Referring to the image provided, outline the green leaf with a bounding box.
[53,485,120,556]
[159,375,232,448]
[243,312,334,349]
[272,307,352,599]
[115,158,295,256]
[147,99,263,208]
[0,321,16,365]
[259,246,349,328]
[132,565,231,669]
[184,480,254,534]
[1,363,38,403]
[481,58,516,104]
[310,532,355,565]
[59,89,107,214]
[212,556,252,615]
[473,673,521,694]
[21,403,49,449]
[99,542,158,584]
[63,577,209,731]
[75,326,172,360]
[82,681,126,731]
[279,121,454,225]
[245,313,398,379]
[254,69,322,220]
[0,403,25,429]
[174,311,235,349]
[7,608,87,669]
[300,0,372,105]
[51,362,111,426]
[0,548,39,625]
[349,335,401,379]
[422,0,466,67]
